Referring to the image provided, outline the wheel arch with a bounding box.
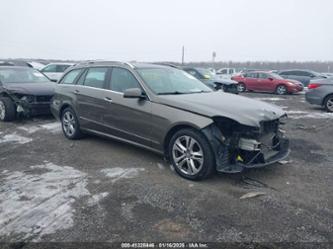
[59,103,74,119]
[163,123,204,160]
[322,93,333,106]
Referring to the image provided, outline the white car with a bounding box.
[216,68,240,76]
[40,63,75,82]
[27,61,46,70]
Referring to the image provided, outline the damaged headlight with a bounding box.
[21,95,35,103]
[279,114,288,125]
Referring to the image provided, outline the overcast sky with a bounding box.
[0,0,332,62]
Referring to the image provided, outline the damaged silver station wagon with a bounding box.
[51,61,290,180]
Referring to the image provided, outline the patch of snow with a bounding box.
[18,126,40,134]
[18,122,61,135]
[286,110,308,115]
[255,97,284,101]
[101,167,145,183]
[0,162,105,241]
[121,202,135,221]
[87,192,109,206]
[39,122,61,134]
[0,133,32,144]
[157,163,165,170]
[289,111,333,119]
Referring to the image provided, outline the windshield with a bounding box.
[311,71,325,77]
[137,68,212,95]
[270,73,284,79]
[0,67,50,84]
[197,68,214,79]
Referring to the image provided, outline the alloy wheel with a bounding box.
[0,101,6,120]
[62,111,76,137]
[172,135,204,176]
[276,86,287,95]
[237,83,245,92]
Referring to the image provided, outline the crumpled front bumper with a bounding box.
[202,123,290,174]
[236,137,290,170]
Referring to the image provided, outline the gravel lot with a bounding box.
[0,92,332,244]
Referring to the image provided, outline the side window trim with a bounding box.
[76,68,88,85]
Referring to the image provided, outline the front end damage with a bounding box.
[202,116,290,173]
[2,89,52,117]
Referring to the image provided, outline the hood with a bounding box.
[3,82,55,96]
[157,91,286,128]
[212,76,238,85]
[285,79,304,87]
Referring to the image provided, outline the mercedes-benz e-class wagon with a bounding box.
[51,61,289,180]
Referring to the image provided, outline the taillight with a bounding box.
[308,83,321,89]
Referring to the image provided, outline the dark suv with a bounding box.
[51,61,289,180]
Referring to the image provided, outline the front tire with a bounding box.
[0,97,16,121]
[324,94,333,112]
[168,128,215,180]
[237,83,246,92]
[276,85,287,95]
[61,107,83,139]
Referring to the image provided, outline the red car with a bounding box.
[232,71,304,95]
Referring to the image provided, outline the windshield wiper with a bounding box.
[188,90,211,94]
[158,91,186,95]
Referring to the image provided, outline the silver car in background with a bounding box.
[40,63,75,82]
[305,78,333,112]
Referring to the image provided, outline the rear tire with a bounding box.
[276,85,287,95]
[324,94,333,112]
[61,107,83,139]
[237,83,246,92]
[0,97,16,121]
[168,128,215,180]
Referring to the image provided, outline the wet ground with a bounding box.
[0,92,332,244]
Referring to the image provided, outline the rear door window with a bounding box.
[299,71,312,77]
[83,67,108,89]
[247,73,257,78]
[110,67,140,93]
[258,73,268,79]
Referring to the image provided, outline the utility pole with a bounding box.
[181,46,185,65]
[212,51,216,68]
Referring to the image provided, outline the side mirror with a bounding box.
[123,88,145,99]
[50,79,57,82]
[268,77,274,81]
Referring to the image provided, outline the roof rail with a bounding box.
[123,62,135,69]
[75,60,136,69]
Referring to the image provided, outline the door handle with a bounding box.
[74,89,80,94]
[104,97,113,103]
